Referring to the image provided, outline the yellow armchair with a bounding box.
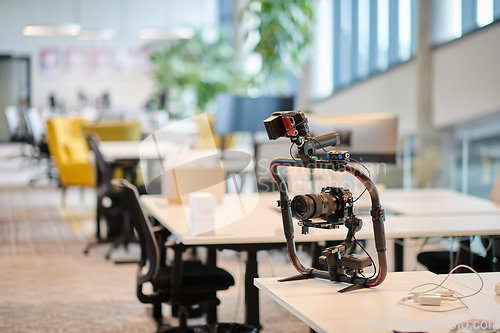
[80,121,142,141]
[47,117,95,203]
[194,114,232,149]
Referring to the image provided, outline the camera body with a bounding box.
[291,186,354,231]
[292,186,371,277]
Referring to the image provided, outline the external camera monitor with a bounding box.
[307,113,398,163]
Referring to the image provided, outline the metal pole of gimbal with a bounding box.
[270,158,388,290]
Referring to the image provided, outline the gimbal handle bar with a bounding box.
[270,158,387,287]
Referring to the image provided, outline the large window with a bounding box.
[310,0,418,101]
[431,0,500,46]
[310,0,500,101]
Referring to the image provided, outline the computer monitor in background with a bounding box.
[304,113,399,195]
[214,95,294,190]
[214,95,294,149]
[307,113,398,163]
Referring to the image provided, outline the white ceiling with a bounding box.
[0,0,218,53]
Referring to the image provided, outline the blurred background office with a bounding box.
[1,0,499,197]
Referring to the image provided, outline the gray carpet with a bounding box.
[0,184,309,333]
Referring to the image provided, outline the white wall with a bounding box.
[0,0,218,113]
[433,23,500,128]
[310,22,500,135]
[309,61,418,135]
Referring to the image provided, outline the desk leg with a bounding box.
[395,238,404,272]
[207,248,218,324]
[245,250,261,330]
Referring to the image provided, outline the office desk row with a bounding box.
[140,191,500,329]
[99,140,500,330]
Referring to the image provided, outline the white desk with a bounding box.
[141,192,500,329]
[99,142,253,178]
[141,193,500,244]
[255,272,500,333]
[379,188,500,216]
[99,140,150,161]
[98,141,210,160]
[446,272,500,298]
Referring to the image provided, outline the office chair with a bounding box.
[84,134,139,260]
[81,121,142,141]
[24,108,55,185]
[112,179,235,333]
[46,117,95,205]
[5,106,24,142]
[5,105,31,159]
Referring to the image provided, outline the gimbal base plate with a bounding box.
[278,273,314,282]
[338,282,366,293]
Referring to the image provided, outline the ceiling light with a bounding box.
[78,29,116,40]
[137,27,194,40]
[23,24,82,36]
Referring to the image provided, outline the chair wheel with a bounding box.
[83,249,89,255]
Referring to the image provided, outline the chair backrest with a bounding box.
[112,179,160,285]
[489,173,500,204]
[5,106,20,138]
[81,121,142,141]
[46,117,94,187]
[24,108,45,145]
[86,134,110,190]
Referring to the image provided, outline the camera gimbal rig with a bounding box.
[263,111,387,292]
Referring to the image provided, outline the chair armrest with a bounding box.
[153,225,167,233]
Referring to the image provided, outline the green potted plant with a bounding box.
[150,31,243,118]
[245,0,316,95]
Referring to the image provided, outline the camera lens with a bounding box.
[291,196,312,219]
[291,192,340,220]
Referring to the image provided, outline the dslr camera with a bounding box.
[264,110,355,233]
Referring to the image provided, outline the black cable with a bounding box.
[349,157,371,177]
[348,157,370,203]
[289,142,299,162]
[353,188,367,203]
[284,119,306,133]
[310,137,329,153]
[352,233,377,279]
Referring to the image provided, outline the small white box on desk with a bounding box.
[188,193,217,235]
[189,192,217,215]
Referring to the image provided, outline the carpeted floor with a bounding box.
[0,158,309,333]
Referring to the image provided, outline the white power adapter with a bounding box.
[412,290,452,305]
[419,294,442,306]
[495,283,500,296]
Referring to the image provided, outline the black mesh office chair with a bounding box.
[24,108,55,184]
[113,179,235,332]
[84,134,138,259]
